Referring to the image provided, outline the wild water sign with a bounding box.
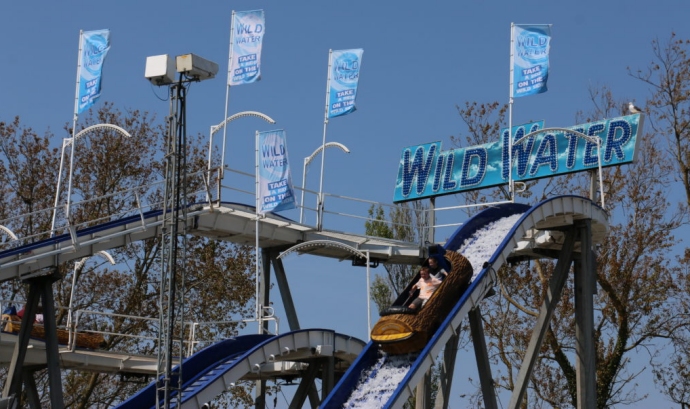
[393,114,643,202]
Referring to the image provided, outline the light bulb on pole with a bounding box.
[206,111,275,203]
[51,123,131,237]
[300,142,350,224]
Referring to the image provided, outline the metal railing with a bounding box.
[0,299,274,358]
[0,164,507,360]
[0,163,507,253]
[217,166,503,244]
[0,169,212,249]
[186,307,279,356]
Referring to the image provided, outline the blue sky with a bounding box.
[2,1,689,407]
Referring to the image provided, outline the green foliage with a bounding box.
[365,204,393,238]
[365,202,427,312]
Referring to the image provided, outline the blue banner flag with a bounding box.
[77,29,110,114]
[258,130,296,214]
[228,10,265,86]
[511,24,551,98]
[327,49,363,119]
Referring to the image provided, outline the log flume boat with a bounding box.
[370,247,473,355]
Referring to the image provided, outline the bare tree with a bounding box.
[451,78,690,407]
[0,104,258,408]
[628,32,690,407]
[629,32,690,208]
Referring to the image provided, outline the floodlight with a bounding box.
[176,54,218,81]
[145,54,176,85]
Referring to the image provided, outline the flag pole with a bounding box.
[317,49,333,231]
[508,23,515,202]
[66,30,84,227]
[220,10,236,182]
[255,130,261,326]
[51,38,81,234]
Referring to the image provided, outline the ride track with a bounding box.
[0,195,608,408]
[114,330,365,409]
[321,195,608,409]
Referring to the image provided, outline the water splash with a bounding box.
[343,352,417,408]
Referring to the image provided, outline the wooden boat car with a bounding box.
[2,314,106,350]
[370,250,473,355]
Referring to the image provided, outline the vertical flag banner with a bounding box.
[512,24,551,98]
[77,29,110,114]
[327,48,363,119]
[228,9,265,86]
[258,130,296,214]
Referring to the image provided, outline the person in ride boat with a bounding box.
[408,266,442,310]
[16,305,44,323]
[427,255,448,281]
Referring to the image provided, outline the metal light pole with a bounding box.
[50,123,131,236]
[0,225,18,242]
[206,111,275,202]
[513,128,606,209]
[277,240,371,339]
[145,52,219,409]
[67,250,115,348]
[300,142,350,224]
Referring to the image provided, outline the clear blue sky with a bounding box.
[2,1,688,407]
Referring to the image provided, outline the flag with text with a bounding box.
[77,29,110,114]
[228,9,265,86]
[258,129,296,214]
[511,24,551,98]
[327,48,363,118]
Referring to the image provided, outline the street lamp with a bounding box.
[514,128,606,209]
[67,250,115,348]
[0,225,18,242]
[50,123,132,236]
[206,111,276,202]
[147,52,221,409]
[277,240,372,339]
[300,142,350,224]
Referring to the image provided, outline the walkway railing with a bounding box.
[0,169,210,249]
[0,299,276,358]
[0,164,506,253]
[218,166,509,243]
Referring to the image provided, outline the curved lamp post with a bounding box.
[513,127,605,209]
[0,225,18,242]
[206,111,276,202]
[67,250,116,348]
[277,240,371,339]
[50,124,132,236]
[301,142,350,225]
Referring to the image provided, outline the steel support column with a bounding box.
[508,226,576,408]
[415,370,431,409]
[289,359,321,409]
[433,332,460,409]
[269,250,300,330]
[255,250,272,409]
[268,248,320,407]
[2,273,64,408]
[22,369,40,409]
[469,307,498,409]
[575,219,596,408]
[259,249,272,333]
[321,356,335,401]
